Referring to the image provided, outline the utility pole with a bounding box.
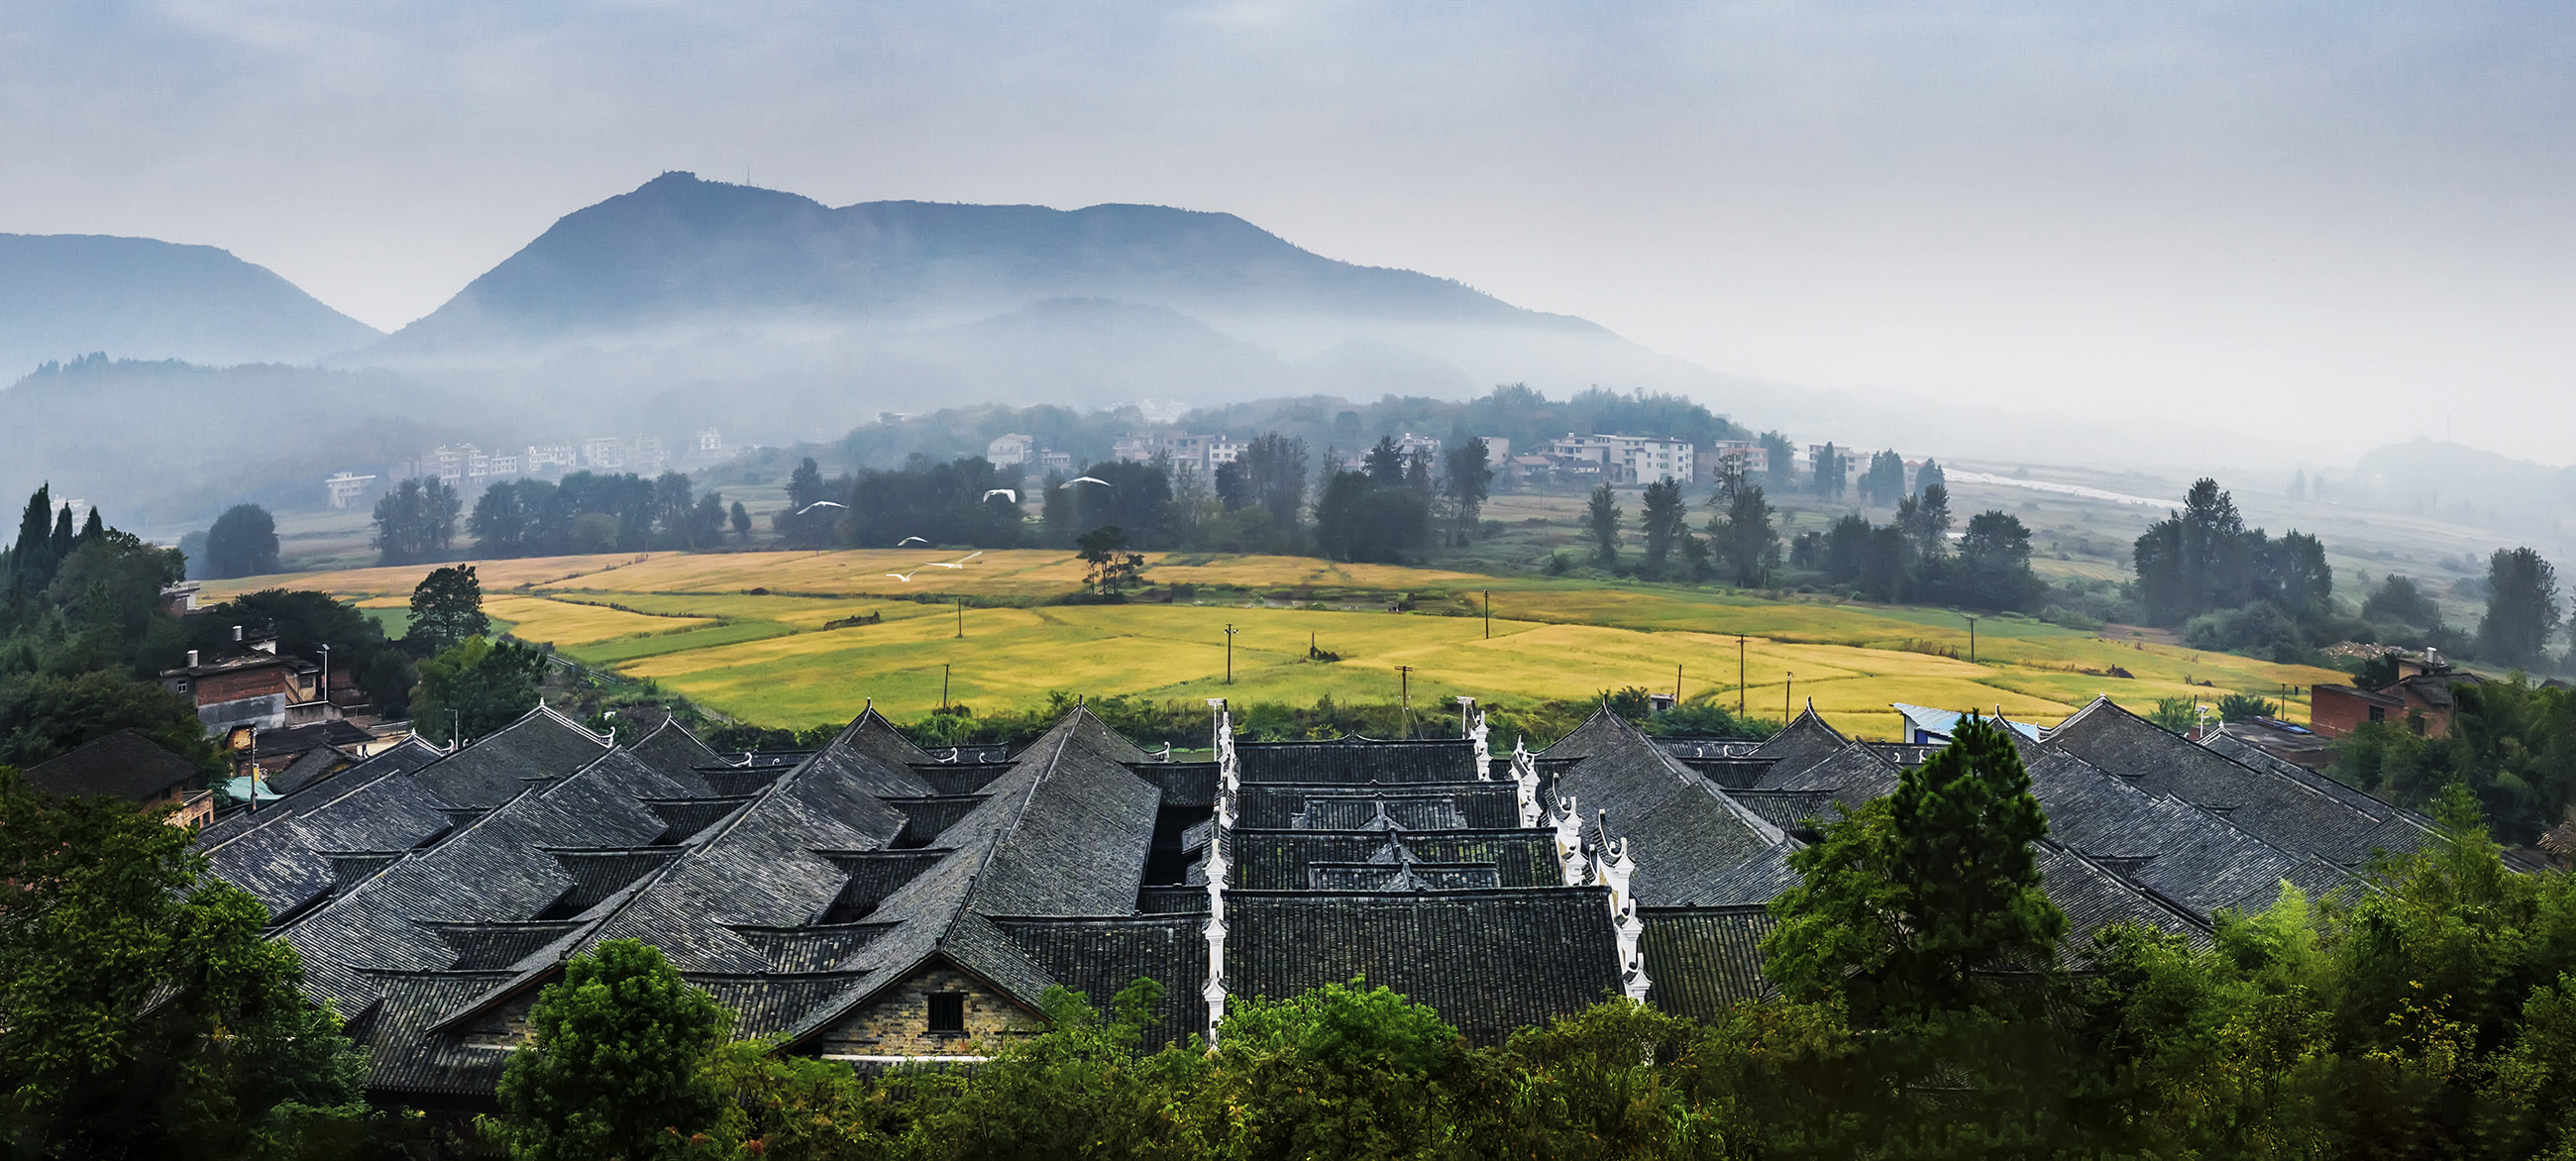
[1483,589,1491,639]
[1674,663,1683,704]
[1785,671,1793,723]
[317,644,330,711]
[1962,612,1979,665]
[941,663,951,712]
[1395,665,1417,737]
[1224,623,1237,685]
[955,596,964,639]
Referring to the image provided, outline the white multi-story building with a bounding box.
[582,437,628,471]
[527,444,578,474]
[633,437,667,476]
[987,433,1034,468]
[324,473,376,509]
[1704,440,1770,478]
[1543,434,1697,483]
[696,428,723,454]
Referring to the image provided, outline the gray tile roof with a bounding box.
[2042,698,2397,868]
[23,729,202,801]
[1542,707,1795,906]
[1223,889,1623,1045]
[206,690,2434,1102]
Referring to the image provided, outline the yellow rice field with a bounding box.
[208,549,2340,738]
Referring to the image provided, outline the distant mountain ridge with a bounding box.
[376,171,1590,359]
[0,234,380,374]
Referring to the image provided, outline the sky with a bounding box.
[7,1,2576,466]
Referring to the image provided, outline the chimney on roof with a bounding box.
[233,624,244,643]
[186,649,199,668]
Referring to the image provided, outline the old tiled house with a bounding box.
[199,693,2438,1108]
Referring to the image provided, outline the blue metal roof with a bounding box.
[1890,703,2046,744]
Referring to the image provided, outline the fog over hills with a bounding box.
[6,173,1741,521]
[358,172,1715,434]
[0,234,381,374]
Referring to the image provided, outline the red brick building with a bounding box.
[2310,657,2476,740]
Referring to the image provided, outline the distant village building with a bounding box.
[526,443,579,473]
[1394,432,1443,462]
[1107,433,1247,476]
[1544,434,1697,483]
[325,472,376,509]
[161,635,319,737]
[1702,440,1768,479]
[2310,653,2476,739]
[986,433,1034,468]
[633,436,667,476]
[696,428,724,454]
[582,437,629,471]
[26,729,213,829]
[1035,450,1075,476]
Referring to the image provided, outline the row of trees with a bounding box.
[467,472,740,561]
[481,716,2575,1160]
[778,431,1498,566]
[1574,467,2041,610]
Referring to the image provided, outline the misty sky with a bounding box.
[8,2,2576,464]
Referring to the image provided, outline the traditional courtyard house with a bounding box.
[26,729,214,828]
[199,692,2452,1110]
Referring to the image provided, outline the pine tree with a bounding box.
[1584,482,1622,568]
[1765,713,2062,1019]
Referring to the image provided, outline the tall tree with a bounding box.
[1237,433,1310,539]
[1584,482,1622,569]
[495,940,729,1161]
[1441,437,1494,547]
[1860,450,1907,507]
[728,500,751,542]
[1361,436,1407,487]
[2477,547,2562,670]
[371,476,461,565]
[1758,431,1798,491]
[1704,468,1778,586]
[412,636,548,744]
[1638,476,1688,580]
[1765,713,2062,1019]
[1809,442,1847,499]
[1954,510,2042,610]
[408,564,489,653]
[8,483,59,586]
[2132,478,2249,625]
[201,503,280,579]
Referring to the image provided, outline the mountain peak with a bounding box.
[0,233,380,373]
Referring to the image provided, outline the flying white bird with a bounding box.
[981,489,1018,502]
[899,536,928,546]
[926,551,985,570]
[797,501,845,514]
[885,572,915,582]
[1060,476,1110,487]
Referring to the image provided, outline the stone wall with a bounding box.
[807,964,1043,1057]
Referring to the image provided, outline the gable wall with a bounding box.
[807,965,1044,1057]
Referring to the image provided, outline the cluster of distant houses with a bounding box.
[324,429,730,508]
[989,428,1942,491]
[25,582,417,829]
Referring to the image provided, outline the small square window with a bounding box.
[927,993,966,1035]
[2368,706,2386,723]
